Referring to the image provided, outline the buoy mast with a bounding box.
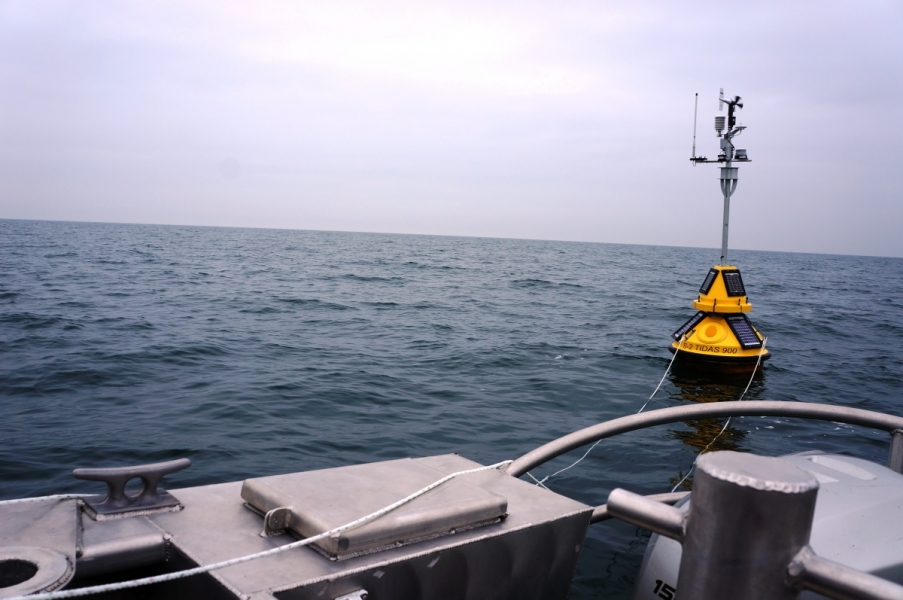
[692,89,749,264]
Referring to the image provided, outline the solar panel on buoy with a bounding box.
[722,270,746,297]
[672,311,706,340]
[726,314,762,349]
[699,269,718,294]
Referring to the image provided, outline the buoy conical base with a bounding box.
[669,266,769,373]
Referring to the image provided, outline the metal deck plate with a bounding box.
[241,457,508,557]
[150,454,592,599]
[0,499,77,597]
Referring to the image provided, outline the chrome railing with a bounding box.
[506,400,903,477]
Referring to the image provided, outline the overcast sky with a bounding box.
[1,1,901,257]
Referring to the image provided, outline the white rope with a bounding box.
[531,438,604,487]
[0,494,89,506]
[526,471,551,490]
[638,334,685,414]
[8,460,513,600]
[527,335,686,488]
[669,337,768,493]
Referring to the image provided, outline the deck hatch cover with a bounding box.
[673,312,706,341]
[240,458,507,558]
[725,314,762,349]
[699,269,718,294]
[722,270,747,297]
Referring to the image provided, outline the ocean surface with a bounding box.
[2,219,902,598]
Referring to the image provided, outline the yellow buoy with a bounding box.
[674,90,769,373]
[670,265,769,372]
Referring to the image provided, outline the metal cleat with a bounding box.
[73,458,191,520]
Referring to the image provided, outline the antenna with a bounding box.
[719,88,724,111]
[691,93,699,164]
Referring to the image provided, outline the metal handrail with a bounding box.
[506,401,903,477]
[590,491,688,524]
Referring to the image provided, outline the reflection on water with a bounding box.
[664,369,766,489]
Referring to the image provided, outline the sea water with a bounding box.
[2,219,902,598]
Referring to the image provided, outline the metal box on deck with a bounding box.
[157,454,592,599]
[241,457,509,558]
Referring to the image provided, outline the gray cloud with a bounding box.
[1,0,901,256]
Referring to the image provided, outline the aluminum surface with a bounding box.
[636,453,903,600]
[889,431,903,474]
[634,453,903,600]
[590,492,688,524]
[0,499,77,597]
[75,514,167,580]
[148,454,591,599]
[676,451,819,600]
[0,547,71,598]
[241,457,508,558]
[789,547,903,600]
[606,490,685,541]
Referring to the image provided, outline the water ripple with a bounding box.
[1,220,902,598]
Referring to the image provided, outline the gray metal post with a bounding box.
[719,162,737,265]
[721,162,731,264]
[889,430,903,474]
[676,451,819,600]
